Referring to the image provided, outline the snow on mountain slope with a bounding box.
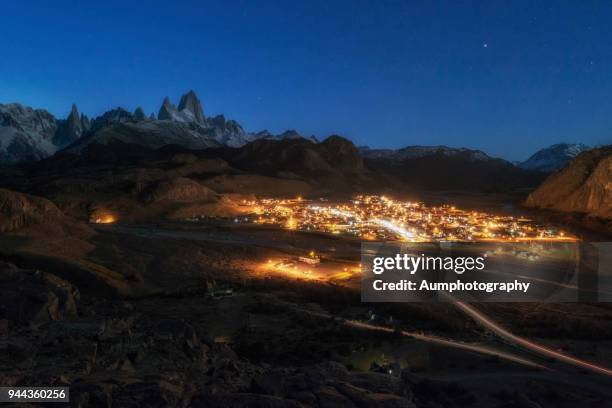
[519,143,590,172]
[1,90,323,164]
[66,120,222,153]
[360,145,491,162]
[0,103,58,164]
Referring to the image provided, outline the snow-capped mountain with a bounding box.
[249,129,318,143]
[154,91,317,147]
[0,103,59,164]
[0,89,318,164]
[66,120,222,153]
[206,114,249,147]
[155,91,251,147]
[519,143,590,172]
[1,91,248,163]
[361,144,545,191]
[359,145,492,162]
[158,96,196,124]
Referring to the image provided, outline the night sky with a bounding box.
[1,0,611,160]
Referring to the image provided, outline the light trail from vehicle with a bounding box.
[449,297,612,377]
[296,308,547,370]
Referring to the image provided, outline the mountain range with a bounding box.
[0,90,595,173]
[361,145,545,192]
[0,90,318,164]
[0,94,609,232]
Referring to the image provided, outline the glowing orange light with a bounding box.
[93,214,116,224]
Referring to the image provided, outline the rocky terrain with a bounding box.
[0,188,92,237]
[0,136,610,407]
[0,263,421,407]
[525,146,612,226]
[2,92,611,407]
[0,103,59,163]
[1,191,610,407]
[0,189,434,407]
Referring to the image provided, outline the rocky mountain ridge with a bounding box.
[519,143,591,172]
[0,91,318,164]
[359,145,491,162]
[0,103,58,163]
[362,145,546,191]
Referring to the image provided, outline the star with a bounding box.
[483,43,488,48]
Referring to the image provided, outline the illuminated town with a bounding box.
[237,195,575,242]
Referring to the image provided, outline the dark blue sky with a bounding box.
[1,1,611,160]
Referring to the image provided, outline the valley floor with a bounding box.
[3,215,612,407]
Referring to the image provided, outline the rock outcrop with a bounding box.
[0,261,79,325]
[525,146,612,219]
[0,188,64,233]
[0,188,92,237]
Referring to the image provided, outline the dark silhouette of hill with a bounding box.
[365,149,546,192]
[201,135,363,178]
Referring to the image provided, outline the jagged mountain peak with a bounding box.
[178,90,205,124]
[90,107,135,132]
[158,97,178,121]
[66,104,81,129]
[52,103,88,147]
[133,107,146,121]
